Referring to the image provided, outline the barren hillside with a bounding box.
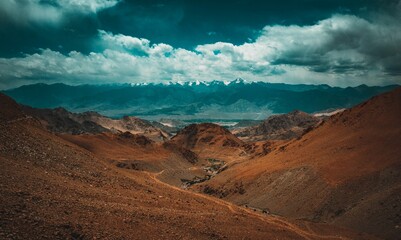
[197,87,401,239]
[233,110,320,142]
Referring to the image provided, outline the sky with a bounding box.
[0,0,401,89]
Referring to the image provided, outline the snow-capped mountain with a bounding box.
[2,79,398,120]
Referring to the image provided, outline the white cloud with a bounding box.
[1,14,401,89]
[99,30,152,54]
[0,0,120,25]
[58,0,121,13]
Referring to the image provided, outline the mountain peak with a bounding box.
[170,123,244,151]
[0,93,25,121]
[229,78,247,85]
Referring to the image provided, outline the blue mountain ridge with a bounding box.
[2,79,398,121]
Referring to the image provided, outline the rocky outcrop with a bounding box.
[170,123,243,149]
[234,110,320,141]
[21,106,169,141]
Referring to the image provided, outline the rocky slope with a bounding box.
[22,106,169,141]
[196,87,401,240]
[169,123,246,162]
[233,110,320,142]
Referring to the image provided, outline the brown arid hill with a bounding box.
[22,106,169,141]
[0,93,373,239]
[22,107,108,135]
[196,87,401,240]
[0,93,26,122]
[161,123,249,187]
[59,132,203,187]
[71,123,251,187]
[233,110,321,142]
[83,114,170,141]
[169,123,247,162]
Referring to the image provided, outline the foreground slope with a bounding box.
[1,93,368,239]
[198,87,401,239]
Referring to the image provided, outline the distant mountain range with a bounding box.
[2,79,398,120]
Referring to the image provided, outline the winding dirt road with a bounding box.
[144,170,350,240]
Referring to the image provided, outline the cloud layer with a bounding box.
[0,14,400,89]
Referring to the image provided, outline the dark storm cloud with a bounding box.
[0,0,121,57]
[0,15,100,57]
[269,12,401,76]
